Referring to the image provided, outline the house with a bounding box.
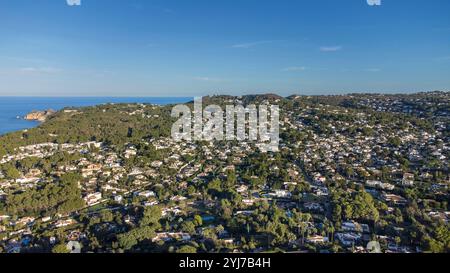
[307,235,329,244]
[114,195,123,203]
[242,199,256,206]
[313,187,329,196]
[304,202,323,212]
[15,217,35,226]
[128,168,143,176]
[85,163,102,171]
[383,193,407,206]
[84,192,102,206]
[402,173,414,186]
[221,238,235,244]
[152,232,191,242]
[366,180,381,188]
[220,165,234,172]
[124,148,137,159]
[54,218,76,228]
[9,228,30,237]
[341,221,370,233]
[16,176,40,184]
[27,169,42,177]
[124,215,135,225]
[67,230,84,241]
[283,182,298,190]
[234,210,255,216]
[335,232,361,247]
[366,180,395,191]
[42,216,52,222]
[143,201,159,207]
[161,207,183,217]
[236,184,248,193]
[135,190,156,198]
[271,190,292,199]
[170,195,187,202]
[313,173,326,184]
[151,161,163,168]
[428,211,449,223]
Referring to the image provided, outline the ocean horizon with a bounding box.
[0,97,192,136]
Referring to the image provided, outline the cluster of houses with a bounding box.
[0,95,448,253]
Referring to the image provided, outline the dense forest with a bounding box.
[0,173,84,217]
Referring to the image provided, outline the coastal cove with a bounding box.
[0,97,191,136]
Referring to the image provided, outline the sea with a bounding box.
[0,97,192,136]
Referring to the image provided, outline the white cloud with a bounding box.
[231,40,275,49]
[282,66,307,72]
[319,46,343,52]
[193,76,223,82]
[19,67,62,73]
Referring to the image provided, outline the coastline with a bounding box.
[0,97,192,136]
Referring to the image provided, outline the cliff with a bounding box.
[24,109,56,122]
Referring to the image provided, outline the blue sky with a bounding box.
[0,0,449,97]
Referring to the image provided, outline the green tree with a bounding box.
[5,166,20,180]
[140,206,162,228]
[52,243,70,253]
[176,245,197,253]
[181,221,196,234]
[193,215,203,227]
